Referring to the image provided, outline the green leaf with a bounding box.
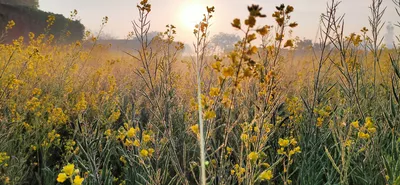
[393,78,400,104]
[390,54,400,79]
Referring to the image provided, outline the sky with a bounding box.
[39,0,399,44]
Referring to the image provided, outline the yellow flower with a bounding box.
[239,167,246,174]
[364,118,376,134]
[256,25,270,36]
[133,140,141,147]
[124,139,134,147]
[365,117,373,128]
[226,147,233,154]
[240,133,249,141]
[245,46,258,55]
[120,156,127,164]
[245,16,256,28]
[290,138,298,146]
[204,110,216,120]
[284,39,294,48]
[251,125,259,132]
[231,18,241,29]
[62,163,75,176]
[117,131,126,141]
[6,20,15,30]
[259,170,273,181]
[221,95,232,108]
[143,134,151,143]
[148,148,155,156]
[48,108,68,125]
[367,127,376,134]
[358,132,370,139]
[104,129,112,137]
[317,117,324,127]
[74,93,87,112]
[209,87,220,97]
[32,88,41,96]
[140,149,149,157]
[211,61,221,71]
[108,110,121,123]
[56,173,68,183]
[291,146,301,154]
[127,128,136,138]
[351,121,360,129]
[31,145,37,151]
[248,152,259,161]
[345,140,353,147]
[190,124,199,135]
[73,175,84,185]
[250,136,258,143]
[222,67,234,77]
[278,138,290,147]
[277,148,285,155]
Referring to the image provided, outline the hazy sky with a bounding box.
[40,0,399,43]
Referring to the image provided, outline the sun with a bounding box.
[180,3,206,29]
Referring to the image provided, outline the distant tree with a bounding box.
[210,32,240,53]
[146,31,159,40]
[97,32,117,40]
[183,43,193,54]
[0,0,39,8]
[297,38,313,50]
[313,41,333,51]
[0,3,84,43]
[131,31,160,44]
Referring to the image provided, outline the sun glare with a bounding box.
[180,3,206,29]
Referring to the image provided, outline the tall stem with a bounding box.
[196,49,207,185]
